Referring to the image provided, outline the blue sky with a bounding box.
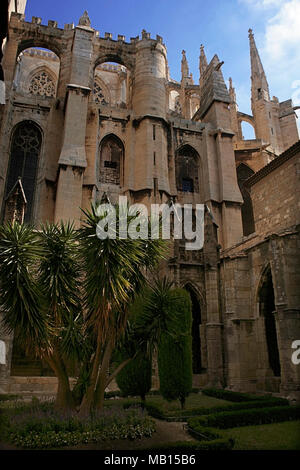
[24,0,300,121]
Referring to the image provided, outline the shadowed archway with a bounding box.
[258,266,281,377]
[184,284,203,374]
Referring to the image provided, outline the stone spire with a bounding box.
[229,77,236,103]
[199,44,208,77]
[181,50,189,80]
[78,11,91,27]
[249,28,270,102]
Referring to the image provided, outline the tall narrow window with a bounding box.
[175,145,200,193]
[4,121,42,223]
[99,134,124,186]
[153,124,156,141]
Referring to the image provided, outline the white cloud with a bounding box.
[264,0,300,65]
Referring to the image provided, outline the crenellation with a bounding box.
[48,20,58,28]
[32,16,42,25]
[64,23,74,30]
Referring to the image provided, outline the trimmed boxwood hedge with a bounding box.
[201,388,284,403]
[188,405,300,430]
[142,397,289,421]
[144,438,234,451]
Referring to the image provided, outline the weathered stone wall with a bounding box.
[249,149,300,237]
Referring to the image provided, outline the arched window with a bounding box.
[237,163,255,236]
[4,121,42,223]
[99,135,124,186]
[258,267,281,377]
[241,121,256,140]
[176,145,200,193]
[28,69,56,97]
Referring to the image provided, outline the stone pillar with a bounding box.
[203,210,224,387]
[54,19,94,226]
[1,12,21,98]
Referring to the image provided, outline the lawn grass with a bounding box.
[220,420,300,450]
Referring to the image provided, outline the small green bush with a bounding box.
[188,406,300,429]
[116,354,152,403]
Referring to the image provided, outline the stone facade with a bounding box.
[0,6,299,400]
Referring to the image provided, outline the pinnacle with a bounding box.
[79,10,91,27]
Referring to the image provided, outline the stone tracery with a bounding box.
[28,70,56,97]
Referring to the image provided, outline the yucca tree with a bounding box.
[0,222,49,353]
[38,222,85,410]
[0,221,85,410]
[78,204,166,415]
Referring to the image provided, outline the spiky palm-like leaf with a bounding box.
[79,204,166,340]
[0,222,49,352]
[38,222,86,361]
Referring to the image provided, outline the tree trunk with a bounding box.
[93,338,113,411]
[46,353,75,411]
[79,328,103,417]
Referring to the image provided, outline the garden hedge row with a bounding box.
[201,388,286,403]
[142,397,289,421]
[188,405,300,430]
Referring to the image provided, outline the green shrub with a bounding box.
[2,402,156,449]
[116,354,152,404]
[158,288,193,409]
[201,388,286,404]
[0,394,20,402]
[188,406,300,429]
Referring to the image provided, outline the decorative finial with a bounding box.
[248,28,253,38]
[79,11,91,27]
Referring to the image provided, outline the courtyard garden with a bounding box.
[0,389,299,450]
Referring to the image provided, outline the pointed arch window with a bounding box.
[99,135,124,186]
[4,121,42,223]
[176,145,200,193]
[28,70,56,97]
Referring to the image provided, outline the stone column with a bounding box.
[203,210,224,387]
[54,18,94,226]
